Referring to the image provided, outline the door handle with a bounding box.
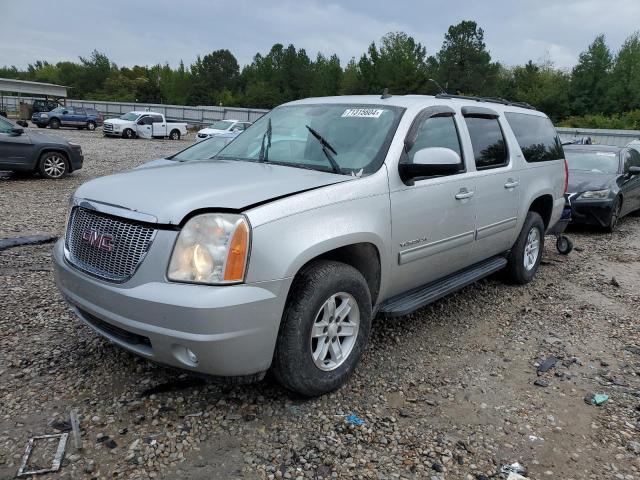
[455,189,475,200]
[504,179,519,189]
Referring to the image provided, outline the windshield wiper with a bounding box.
[305,125,341,174]
[258,118,272,162]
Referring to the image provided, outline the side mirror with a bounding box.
[399,147,462,184]
[629,166,640,175]
[11,127,24,136]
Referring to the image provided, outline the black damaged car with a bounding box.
[0,115,83,179]
[565,144,640,232]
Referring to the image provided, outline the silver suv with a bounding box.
[53,94,567,396]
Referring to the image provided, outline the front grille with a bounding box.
[103,123,114,133]
[65,207,156,282]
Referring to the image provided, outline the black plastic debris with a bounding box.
[534,379,550,387]
[49,419,72,432]
[537,356,557,375]
[0,234,58,252]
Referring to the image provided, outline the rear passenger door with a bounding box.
[150,115,167,137]
[389,107,477,295]
[463,108,520,259]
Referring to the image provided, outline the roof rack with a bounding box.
[434,93,536,111]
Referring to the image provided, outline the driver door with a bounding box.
[136,115,153,139]
[388,107,478,296]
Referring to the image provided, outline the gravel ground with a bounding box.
[1,128,640,480]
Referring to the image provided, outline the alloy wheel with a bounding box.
[523,226,540,271]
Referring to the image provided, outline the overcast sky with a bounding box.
[1,0,639,71]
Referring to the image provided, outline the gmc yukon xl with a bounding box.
[53,94,567,396]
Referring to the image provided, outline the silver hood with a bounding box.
[74,160,350,224]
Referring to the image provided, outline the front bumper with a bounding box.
[52,238,290,377]
[569,196,614,227]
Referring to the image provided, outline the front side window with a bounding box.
[216,104,404,174]
[505,112,564,162]
[465,117,508,169]
[565,149,620,174]
[407,115,462,163]
[626,149,640,170]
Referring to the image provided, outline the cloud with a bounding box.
[1,0,639,70]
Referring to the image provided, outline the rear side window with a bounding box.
[505,112,564,162]
[464,117,508,169]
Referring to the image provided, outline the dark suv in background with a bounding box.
[32,106,103,131]
[0,116,83,179]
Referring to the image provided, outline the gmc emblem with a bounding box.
[81,230,115,252]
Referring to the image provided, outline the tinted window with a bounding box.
[624,149,640,171]
[408,115,462,162]
[465,117,508,169]
[139,116,153,125]
[505,112,564,162]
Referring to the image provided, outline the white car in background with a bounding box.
[195,119,252,142]
[104,111,188,140]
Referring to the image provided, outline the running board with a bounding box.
[378,256,508,317]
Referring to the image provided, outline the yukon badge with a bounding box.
[81,230,115,252]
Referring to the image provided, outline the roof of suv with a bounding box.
[285,94,546,117]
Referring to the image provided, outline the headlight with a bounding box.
[168,213,250,284]
[40,113,49,118]
[580,189,610,199]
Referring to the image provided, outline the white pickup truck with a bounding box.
[103,111,188,140]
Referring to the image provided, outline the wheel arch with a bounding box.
[527,194,554,230]
[36,147,72,171]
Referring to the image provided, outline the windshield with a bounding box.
[170,136,233,161]
[210,120,234,130]
[216,104,403,174]
[120,112,140,121]
[565,150,620,174]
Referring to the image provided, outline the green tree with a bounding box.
[188,49,240,105]
[358,32,429,94]
[433,20,499,95]
[608,32,640,112]
[509,61,570,121]
[570,34,612,115]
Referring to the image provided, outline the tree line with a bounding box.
[2,21,640,127]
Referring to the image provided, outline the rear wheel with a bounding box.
[169,129,180,140]
[123,128,135,139]
[38,152,68,179]
[86,121,96,131]
[49,118,60,129]
[505,211,545,284]
[605,197,622,233]
[272,260,372,397]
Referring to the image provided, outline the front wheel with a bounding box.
[505,211,545,284]
[605,197,622,233]
[272,260,372,397]
[169,129,180,140]
[49,118,60,129]
[122,128,135,139]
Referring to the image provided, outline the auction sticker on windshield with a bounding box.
[342,108,385,118]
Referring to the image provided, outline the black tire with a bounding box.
[37,124,46,129]
[123,128,135,139]
[49,118,60,129]
[605,196,622,233]
[86,121,96,131]
[76,126,84,130]
[169,129,180,140]
[505,211,545,284]
[272,260,372,397]
[556,235,573,255]
[38,151,69,179]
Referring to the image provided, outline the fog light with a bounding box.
[186,348,198,365]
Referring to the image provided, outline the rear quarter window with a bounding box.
[505,112,564,162]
